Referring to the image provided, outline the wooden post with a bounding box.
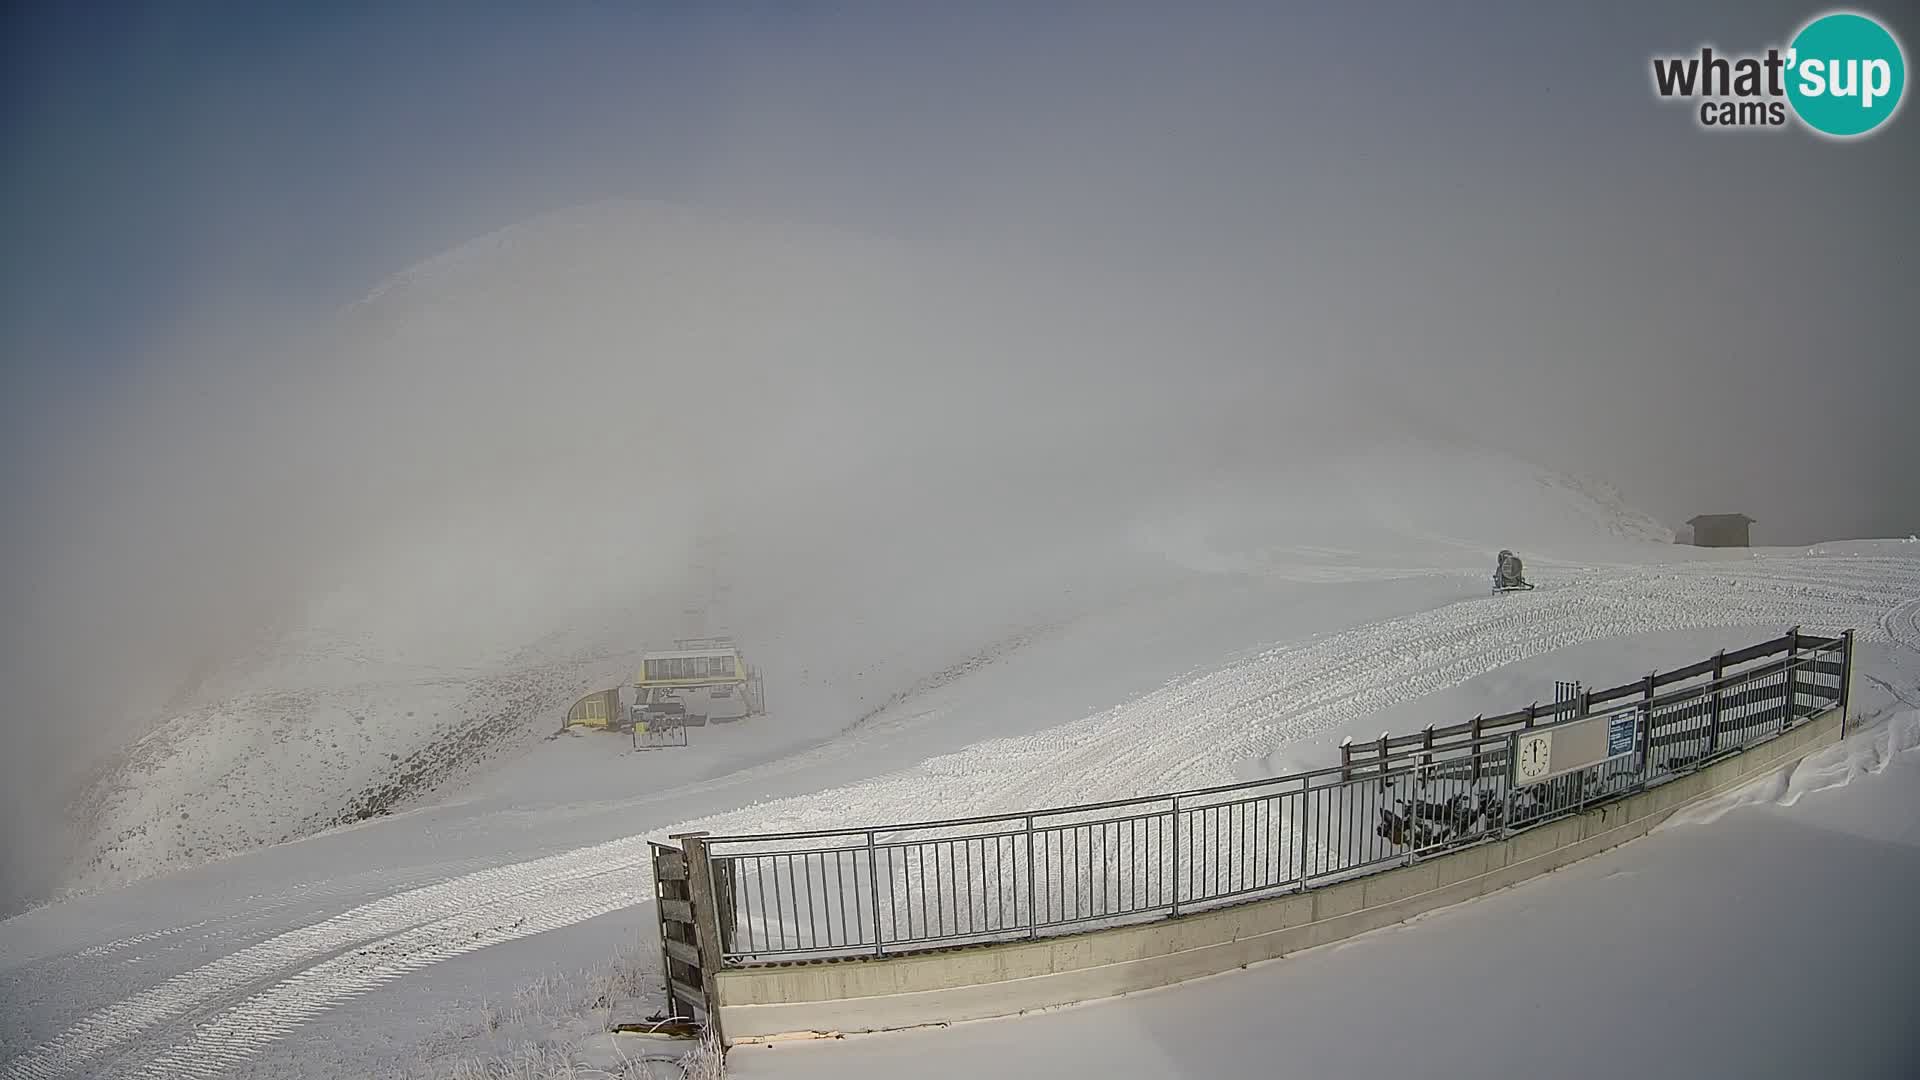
[1421,724,1435,771]
[1469,715,1485,782]
[1376,732,1390,778]
[650,843,689,1021]
[1339,736,1353,783]
[672,831,728,1049]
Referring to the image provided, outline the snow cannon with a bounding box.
[1492,550,1534,594]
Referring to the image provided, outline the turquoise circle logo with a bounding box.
[1786,11,1906,137]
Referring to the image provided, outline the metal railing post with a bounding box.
[1839,629,1855,735]
[1025,815,1038,938]
[1294,780,1310,889]
[1502,733,1518,831]
[1407,755,1422,866]
[1640,672,1656,784]
[1784,626,1801,732]
[866,831,884,956]
[1708,650,1725,753]
[1170,796,1183,916]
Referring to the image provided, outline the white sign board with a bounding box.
[1512,708,1641,786]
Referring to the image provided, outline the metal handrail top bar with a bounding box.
[703,791,1182,845]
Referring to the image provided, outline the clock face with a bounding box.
[1516,732,1553,782]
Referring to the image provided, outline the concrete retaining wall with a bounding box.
[714,703,1845,1044]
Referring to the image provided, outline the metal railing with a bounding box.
[693,628,1852,965]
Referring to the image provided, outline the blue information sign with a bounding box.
[1607,711,1637,757]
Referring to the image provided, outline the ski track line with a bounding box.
[69,923,216,963]
[0,850,672,1080]
[5,858,494,968]
[1880,596,1920,655]
[10,558,1919,1080]
[1036,564,1889,800]
[111,869,648,1080]
[0,854,508,1039]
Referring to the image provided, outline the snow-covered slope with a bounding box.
[61,448,1674,896]
[8,545,1915,1080]
[54,200,1700,901]
[4,192,1913,1080]
[59,450,1681,897]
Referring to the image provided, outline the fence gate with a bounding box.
[650,834,726,1043]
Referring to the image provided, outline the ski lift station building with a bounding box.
[1687,513,1754,547]
[635,637,765,721]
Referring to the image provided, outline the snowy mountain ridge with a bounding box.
[52,199,1689,901]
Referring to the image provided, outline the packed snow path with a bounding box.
[2,552,1917,1079]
